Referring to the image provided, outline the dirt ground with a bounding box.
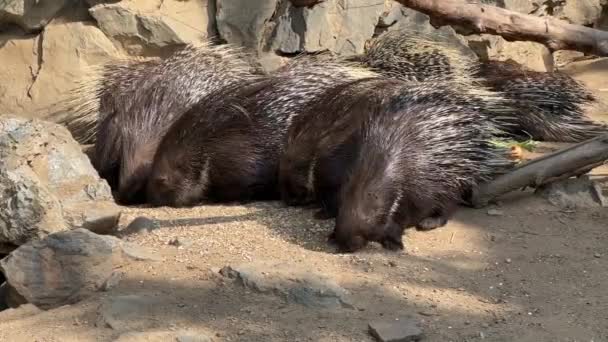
[0,60,606,342]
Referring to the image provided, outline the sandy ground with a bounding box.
[0,60,606,342]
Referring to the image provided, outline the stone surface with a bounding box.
[63,201,121,235]
[114,330,215,342]
[119,216,161,236]
[28,19,120,114]
[368,316,424,342]
[216,0,278,51]
[0,228,124,310]
[269,0,384,56]
[0,115,118,246]
[0,302,41,321]
[121,242,163,262]
[466,34,554,72]
[0,30,39,117]
[536,176,607,209]
[220,261,354,309]
[0,0,68,31]
[96,295,165,332]
[554,0,604,26]
[89,0,213,56]
[99,270,124,292]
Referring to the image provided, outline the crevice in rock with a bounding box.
[206,0,221,43]
[260,0,289,54]
[26,29,45,100]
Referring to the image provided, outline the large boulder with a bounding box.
[216,0,278,51]
[89,0,214,56]
[268,0,385,56]
[0,229,125,310]
[0,16,120,117]
[0,0,68,32]
[0,115,119,247]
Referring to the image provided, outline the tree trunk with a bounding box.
[470,133,608,208]
[394,0,608,56]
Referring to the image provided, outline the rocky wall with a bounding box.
[0,0,607,118]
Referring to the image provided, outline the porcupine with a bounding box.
[48,42,263,205]
[352,29,607,143]
[322,79,514,253]
[146,58,382,207]
[280,33,515,220]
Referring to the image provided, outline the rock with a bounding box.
[0,30,39,117]
[269,0,385,56]
[168,237,193,249]
[0,303,41,321]
[114,330,214,342]
[96,295,165,332]
[368,316,424,342]
[0,228,124,310]
[536,176,607,209]
[554,0,604,26]
[27,19,121,114]
[1,281,27,308]
[0,282,7,311]
[0,0,68,31]
[100,271,124,292]
[486,209,504,217]
[120,216,161,236]
[554,50,586,69]
[0,115,118,246]
[216,0,278,51]
[89,0,213,56]
[121,243,163,262]
[220,261,354,309]
[466,34,554,72]
[63,201,122,235]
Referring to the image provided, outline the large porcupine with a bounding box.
[279,75,513,237]
[323,79,514,253]
[146,58,381,208]
[475,59,607,142]
[353,29,607,143]
[49,42,262,205]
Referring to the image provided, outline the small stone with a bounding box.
[505,258,512,264]
[536,176,607,209]
[594,253,601,258]
[168,237,193,249]
[486,209,504,216]
[120,216,161,236]
[368,316,424,342]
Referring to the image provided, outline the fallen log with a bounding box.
[470,133,608,208]
[393,0,608,56]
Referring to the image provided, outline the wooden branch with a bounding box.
[470,133,608,208]
[393,0,608,56]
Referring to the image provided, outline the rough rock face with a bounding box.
[0,115,119,246]
[89,0,214,57]
[0,0,605,117]
[0,0,68,32]
[0,228,159,310]
[0,228,124,309]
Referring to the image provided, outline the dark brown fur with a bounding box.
[475,59,606,142]
[146,78,281,207]
[327,82,512,253]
